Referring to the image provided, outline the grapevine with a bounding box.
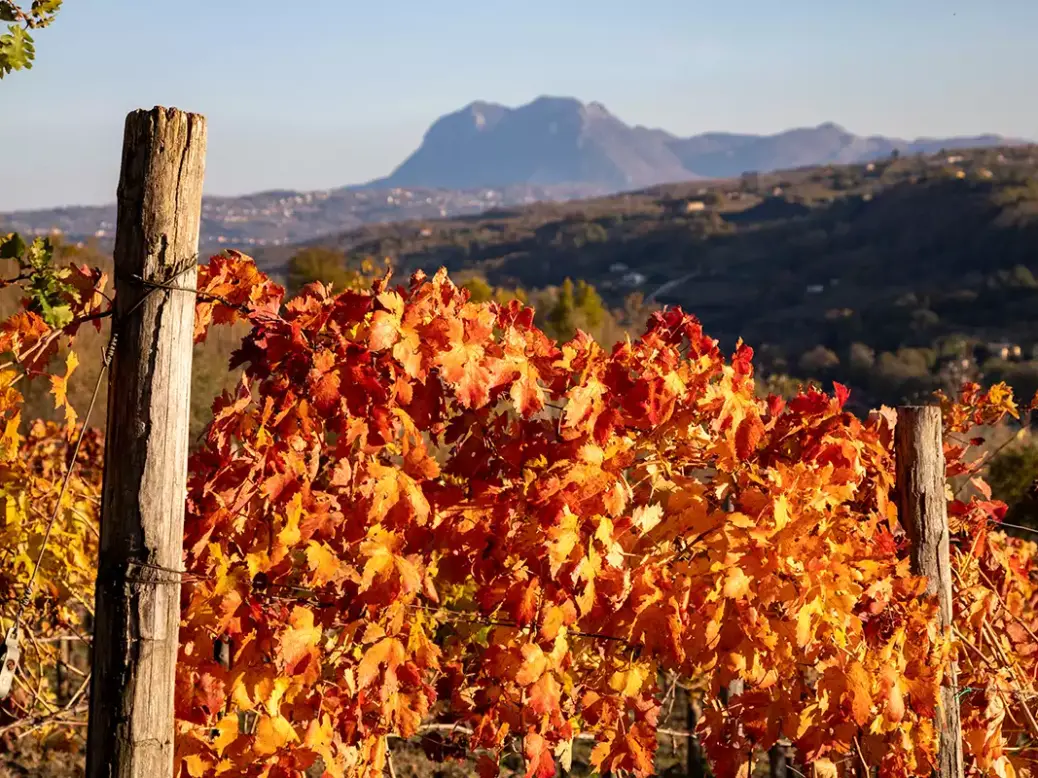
[1,242,1037,778]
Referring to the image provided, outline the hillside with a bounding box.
[370,95,1020,190]
[268,144,1038,411]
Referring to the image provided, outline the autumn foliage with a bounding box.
[2,243,1038,778]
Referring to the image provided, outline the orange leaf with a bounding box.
[515,643,547,687]
[357,637,405,689]
[523,731,557,778]
[845,660,872,726]
[253,714,298,757]
[278,606,322,675]
[735,413,765,460]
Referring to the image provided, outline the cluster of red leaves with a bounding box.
[175,257,954,778]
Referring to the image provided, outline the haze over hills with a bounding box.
[0,96,1024,249]
[368,95,1021,191]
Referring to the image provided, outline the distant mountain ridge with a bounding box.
[1,98,1024,251]
[368,96,1022,191]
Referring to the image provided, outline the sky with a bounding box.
[2,0,1037,211]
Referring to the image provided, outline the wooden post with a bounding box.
[768,742,788,778]
[685,695,707,778]
[85,107,206,778]
[895,406,964,778]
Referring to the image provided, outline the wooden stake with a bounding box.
[768,742,789,778]
[895,405,964,778]
[85,107,206,778]
[685,695,707,778]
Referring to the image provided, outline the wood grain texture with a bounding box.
[85,107,206,778]
[895,405,964,778]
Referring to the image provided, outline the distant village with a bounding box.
[0,185,600,252]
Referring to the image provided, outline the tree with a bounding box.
[573,279,606,331]
[459,273,528,306]
[798,345,840,373]
[848,342,876,373]
[545,277,577,340]
[285,247,376,298]
[0,0,62,78]
[461,274,494,303]
[1010,264,1038,289]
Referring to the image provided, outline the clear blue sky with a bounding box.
[3,0,1036,211]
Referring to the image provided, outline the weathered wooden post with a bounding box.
[768,742,789,778]
[895,406,964,778]
[685,695,707,778]
[85,107,206,778]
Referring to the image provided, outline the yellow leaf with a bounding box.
[723,567,750,599]
[631,503,663,535]
[305,541,340,586]
[608,664,650,697]
[773,494,790,530]
[184,754,208,778]
[49,350,79,431]
[272,492,303,563]
[252,674,291,717]
[253,714,298,757]
[548,509,580,577]
[360,528,422,594]
[796,599,820,647]
[212,713,240,756]
[555,738,574,773]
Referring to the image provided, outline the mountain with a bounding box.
[2,99,1021,251]
[367,97,691,192]
[369,97,1023,191]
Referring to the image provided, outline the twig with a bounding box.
[854,735,869,776]
[0,703,89,737]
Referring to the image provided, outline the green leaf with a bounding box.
[38,299,72,329]
[0,24,34,76]
[29,0,60,25]
[25,236,52,269]
[0,232,26,260]
[31,0,62,15]
[0,3,17,23]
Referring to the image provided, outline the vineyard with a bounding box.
[3,109,1038,778]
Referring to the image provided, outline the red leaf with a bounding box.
[735,413,765,460]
